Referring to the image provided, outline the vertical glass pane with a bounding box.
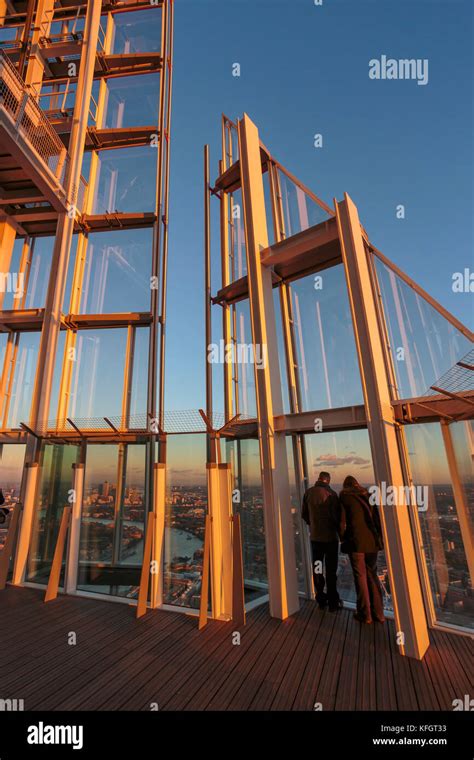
[102,73,160,128]
[130,327,149,420]
[405,422,473,629]
[375,258,471,398]
[450,421,474,514]
[290,265,363,410]
[228,188,246,281]
[274,287,290,414]
[69,329,126,419]
[232,299,257,418]
[286,436,307,594]
[77,443,147,598]
[163,434,207,609]
[111,8,161,54]
[302,429,392,612]
[277,168,330,237]
[225,437,268,603]
[80,229,152,314]
[5,332,40,428]
[0,444,25,551]
[1,237,53,311]
[91,147,156,214]
[26,443,78,584]
[25,238,54,309]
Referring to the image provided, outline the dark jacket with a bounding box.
[302,481,341,542]
[339,486,383,554]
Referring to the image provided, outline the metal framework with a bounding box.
[0,4,472,660]
[203,113,473,658]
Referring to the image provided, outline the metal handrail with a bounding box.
[0,49,68,174]
[0,50,87,212]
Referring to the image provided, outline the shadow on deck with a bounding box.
[0,587,471,711]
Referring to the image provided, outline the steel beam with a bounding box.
[237,113,299,620]
[335,192,430,659]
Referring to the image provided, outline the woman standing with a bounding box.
[340,475,385,624]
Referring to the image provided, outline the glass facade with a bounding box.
[290,265,364,411]
[225,437,268,603]
[405,422,473,629]
[26,443,79,585]
[375,258,471,398]
[162,434,207,609]
[302,429,393,612]
[79,229,152,314]
[77,443,148,598]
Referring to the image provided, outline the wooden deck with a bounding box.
[0,587,471,711]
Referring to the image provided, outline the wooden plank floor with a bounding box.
[0,587,472,711]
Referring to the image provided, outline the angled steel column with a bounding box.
[237,113,299,620]
[335,192,430,659]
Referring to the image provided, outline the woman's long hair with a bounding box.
[342,475,361,490]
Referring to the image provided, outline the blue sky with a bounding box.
[165,0,473,411]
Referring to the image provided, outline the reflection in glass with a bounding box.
[290,265,363,411]
[228,187,246,281]
[0,444,26,552]
[1,237,53,311]
[232,299,257,418]
[405,422,473,629]
[2,332,40,428]
[163,434,207,609]
[102,74,159,128]
[77,443,147,598]
[80,229,152,314]
[225,437,268,603]
[69,329,127,419]
[375,258,471,398]
[92,147,156,214]
[26,443,79,584]
[286,436,308,594]
[277,168,330,238]
[111,8,162,54]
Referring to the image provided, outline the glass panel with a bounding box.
[0,444,26,552]
[450,421,474,516]
[69,329,127,420]
[91,147,156,214]
[225,437,268,603]
[77,443,147,598]
[4,332,40,429]
[163,434,208,609]
[375,258,471,398]
[277,168,330,238]
[302,429,393,612]
[111,8,161,54]
[129,327,149,420]
[228,188,246,281]
[286,436,307,594]
[102,74,160,128]
[274,287,290,414]
[232,298,257,418]
[290,265,364,411]
[405,422,473,629]
[26,443,79,584]
[2,237,53,311]
[80,229,152,314]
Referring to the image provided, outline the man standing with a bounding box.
[302,471,343,611]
